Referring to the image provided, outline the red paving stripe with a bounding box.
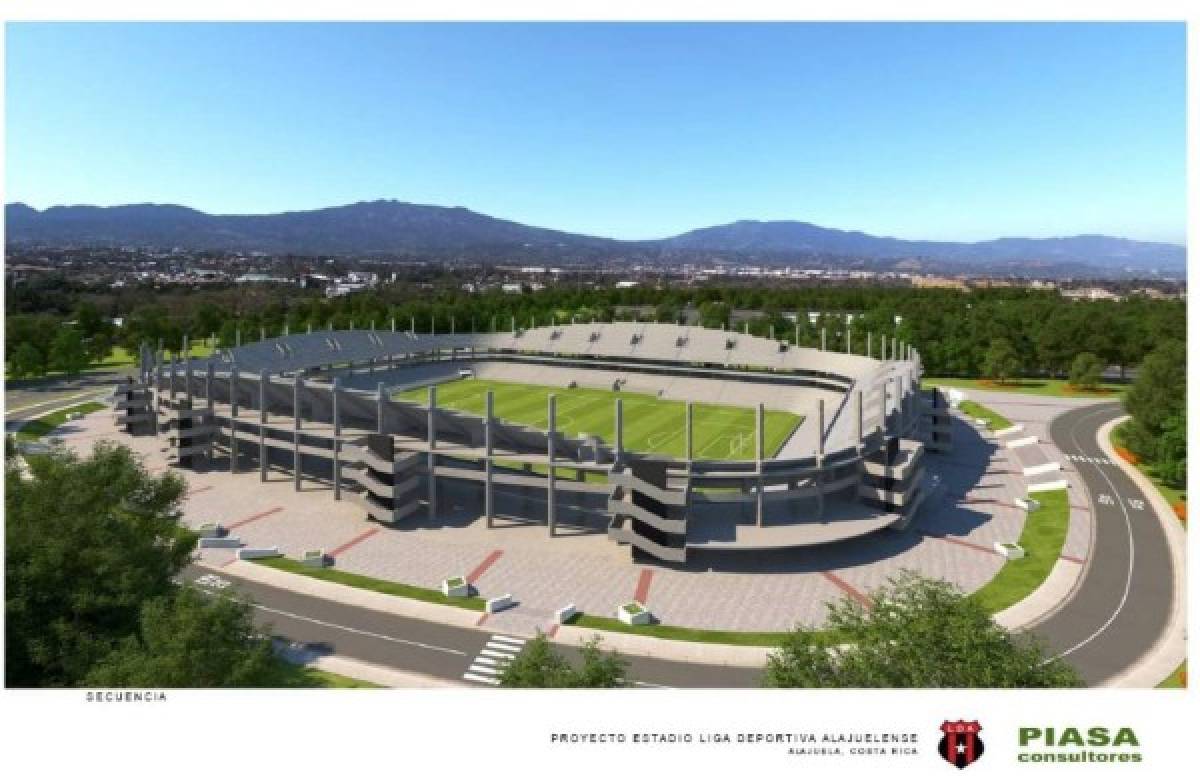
[466,550,505,585]
[1060,554,1086,564]
[820,571,872,609]
[220,556,239,568]
[917,529,999,556]
[633,568,655,604]
[545,624,560,638]
[187,485,214,497]
[327,527,380,558]
[476,613,490,627]
[226,506,284,531]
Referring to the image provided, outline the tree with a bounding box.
[49,327,89,376]
[8,341,46,379]
[85,587,282,688]
[6,442,191,686]
[1123,339,1186,463]
[1067,352,1104,391]
[762,573,1081,688]
[981,338,1021,383]
[499,633,627,688]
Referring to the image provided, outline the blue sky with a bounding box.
[4,22,1186,243]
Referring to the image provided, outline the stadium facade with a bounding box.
[113,322,952,564]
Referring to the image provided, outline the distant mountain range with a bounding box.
[4,200,1186,273]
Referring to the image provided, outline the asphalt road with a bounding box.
[179,566,762,688]
[1031,401,1176,685]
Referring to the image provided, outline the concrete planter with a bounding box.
[197,536,242,549]
[617,602,651,626]
[442,576,470,598]
[196,522,224,539]
[994,542,1026,560]
[555,604,577,624]
[485,593,515,613]
[302,550,329,568]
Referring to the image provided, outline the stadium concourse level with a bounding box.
[113,323,946,564]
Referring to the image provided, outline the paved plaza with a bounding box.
[54,389,1100,634]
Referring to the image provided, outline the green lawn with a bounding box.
[969,489,1070,612]
[395,378,803,460]
[957,400,1014,431]
[251,556,486,611]
[15,402,106,442]
[270,658,382,688]
[1157,661,1186,689]
[926,376,1127,399]
[566,613,840,648]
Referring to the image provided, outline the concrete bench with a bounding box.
[1023,461,1061,477]
[236,546,283,560]
[197,536,242,549]
[1028,480,1069,493]
[994,424,1026,437]
[1006,436,1039,449]
[554,604,577,624]
[485,593,515,613]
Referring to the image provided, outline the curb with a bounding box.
[552,625,773,668]
[203,557,777,668]
[1095,416,1187,688]
[274,642,465,688]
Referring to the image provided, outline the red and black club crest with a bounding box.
[939,720,984,769]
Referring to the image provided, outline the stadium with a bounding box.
[113,322,950,564]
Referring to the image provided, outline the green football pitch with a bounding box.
[394,378,803,460]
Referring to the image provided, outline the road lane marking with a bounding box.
[4,390,108,416]
[1047,403,1137,664]
[192,584,468,657]
[464,635,526,685]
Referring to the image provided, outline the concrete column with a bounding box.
[547,394,557,537]
[867,331,872,359]
[230,367,239,473]
[878,383,887,435]
[855,390,863,450]
[427,385,437,518]
[756,403,765,527]
[170,356,179,400]
[820,328,827,351]
[391,317,396,332]
[184,360,193,405]
[894,375,903,436]
[332,378,342,500]
[614,399,624,465]
[259,370,268,482]
[206,362,214,411]
[376,383,386,433]
[846,325,851,354]
[293,376,302,491]
[685,401,694,471]
[485,391,494,528]
[794,322,800,344]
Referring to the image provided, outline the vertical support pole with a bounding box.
[685,401,694,472]
[259,370,268,481]
[485,391,494,529]
[332,378,342,500]
[821,328,827,351]
[411,316,415,334]
[391,317,396,332]
[614,399,624,466]
[293,376,302,491]
[855,390,864,451]
[427,385,437,518]
[755,403,765,527]
[206,362,214,411]
[893,375,902,437]
[846,324,851,354]
[878,382,887,436]
[230,367,239,473]
[170,355,179,400]
[547,395,557,537]
[867,331,873,359]
[816,398,826,518]
[794,322,800,344]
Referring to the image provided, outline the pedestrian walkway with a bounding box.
[1063,453,1117,466]
[462,634,526,686]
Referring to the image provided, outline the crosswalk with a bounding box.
[1064,454,1114,466]
[463,634,527,686]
